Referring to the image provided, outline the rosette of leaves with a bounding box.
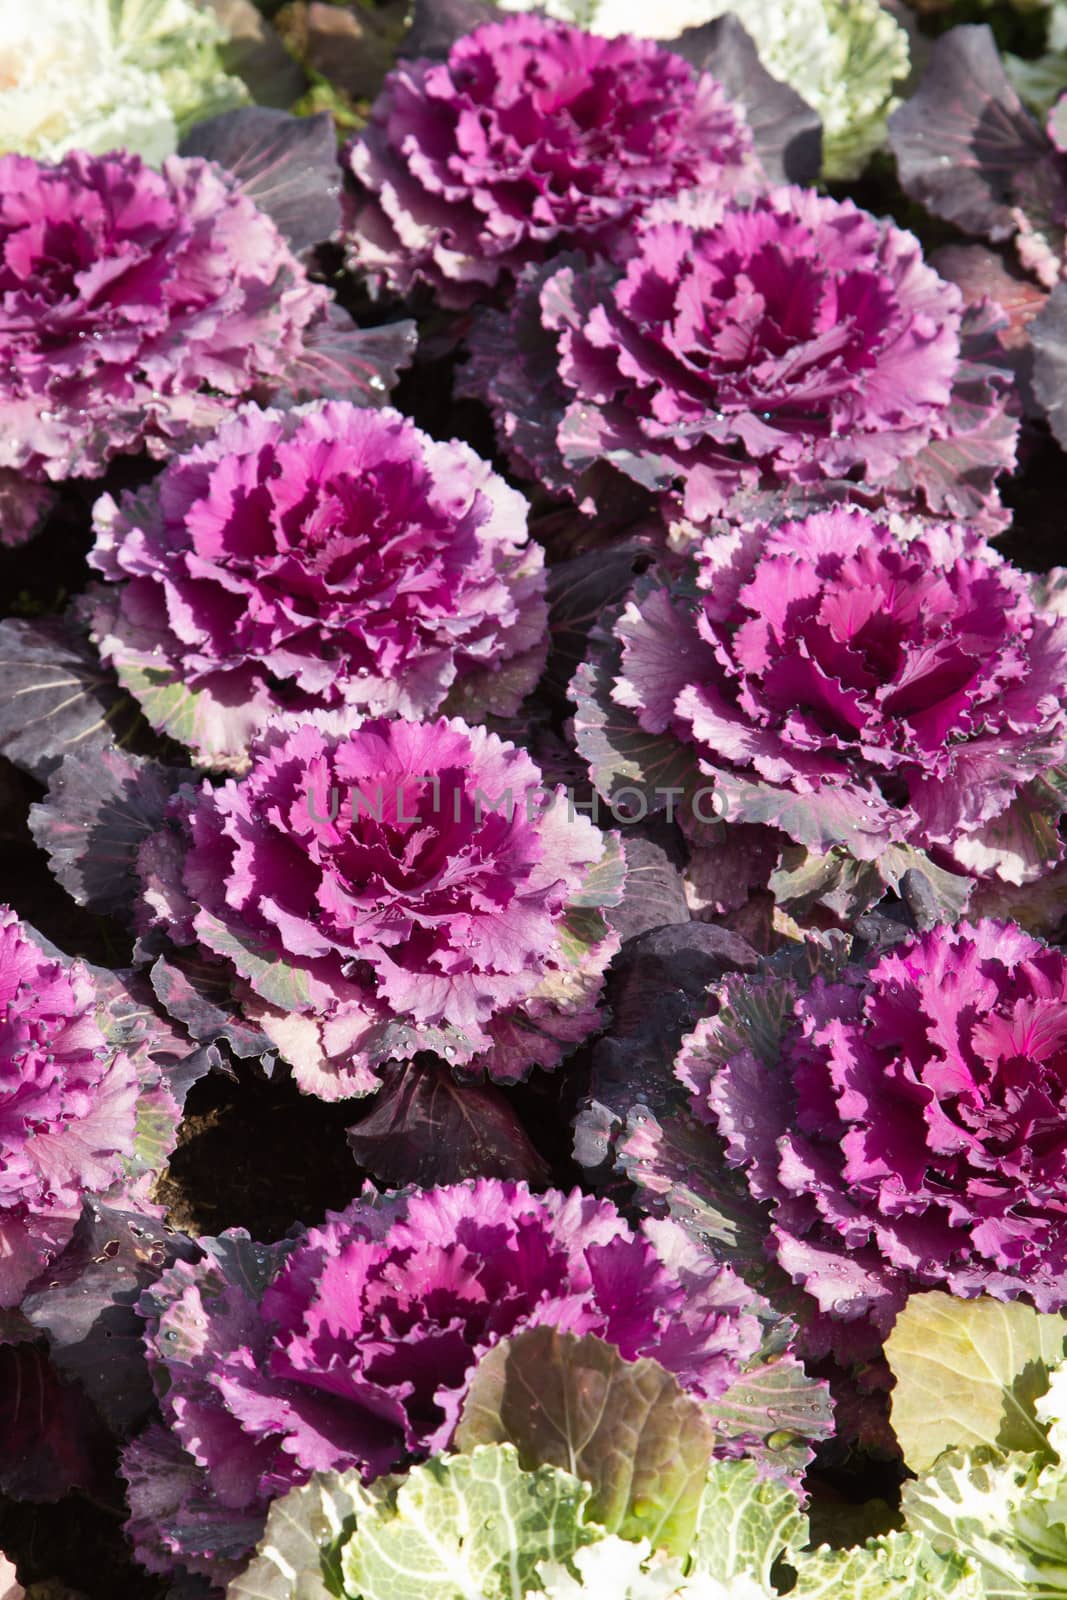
[344,12,761,307]
[570,507,1067,920]
[122,1181,768,1583]
[86,400,548,771]
[0,109,415,545]
[461,189,1018,537]
[492,0,908,179]
[0,904,202,1310]
[620,920,1067,1368]
[133,716,624,1099]
[226,1443,979,1599]
[0,0,248,167]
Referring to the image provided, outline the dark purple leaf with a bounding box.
[0,616,140,782]
[346,1057,550,1188]
[149,953,275,1063]
[888,25,1054,241]
[604,820,691,942]
[932,243,1047,352]
[402,0,496,62]
[574,922,758,1179]
[544,536,659,702]
[275,306,417,408]
[1031,282,1067,446]
[28,748,193,919]
[0,1340,111,1500]
[22,1203,200,1436]
[570,618,700,814]
[179,107,341,255]
[670,14,822,184]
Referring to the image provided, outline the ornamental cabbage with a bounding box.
[679,921,1067,1342]
[594,508,1067,889]
[225,1445,981,1600]
[88,402,547,770]
[142,717,622,1098]
[0,148,385,501]
[345,14,758,307]
[0,0,246,167]
[462,189,1017,529]
[0,905,141,1306]
[493,0,909,180]
[126,1181,761,1581]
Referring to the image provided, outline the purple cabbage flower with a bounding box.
[591,508,1067,891]
[0,148,401,530]
[679,921,1067,1340]
[0,905,140,1306]
[123,1179,762,1581]
[142,717,623,1098]
[463,187,1018,529]
[345,15,759,307]
[88,402,547,770]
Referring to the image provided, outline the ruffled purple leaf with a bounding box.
[179,108,342,255]
[669,13,822,183]
[28,749,194,920]
[345,1057,550,1188]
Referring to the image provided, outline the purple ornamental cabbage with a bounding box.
[345,15,759,307]
[0,149,400,536]
[123,1179,763,1581]
[141,717,623,1098]
[462,187,1018,530]
[593,507,1067,890]
[678,921,1067,1339]
[88,401,547,771]
[0,905,140,1306]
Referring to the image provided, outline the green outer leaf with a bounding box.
[886,1293,1067,1473]
[340,1444,596,1600]
[194,909,313,1012]
[454,1329,716,1559]
[791,1529,984,1598]
[567,831,627,910]
[228,1470,367,1600]
[902,1447,1056,1600]
[689,1460,805,1588]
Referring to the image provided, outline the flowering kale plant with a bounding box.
[0,905,186,1308]
[88,401,547,769]
[674,921,1067,1342]
[345,14,759,307]
[0,147,409,541]
[574,508,1067,911]
[124,1179,761,1581]
[463,186,1018,530]
[0,0,246,167]
[141,717,623,1098]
